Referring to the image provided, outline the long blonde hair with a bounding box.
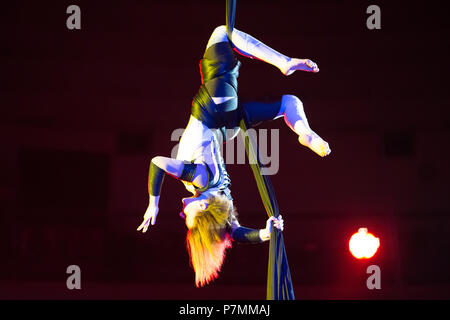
[185,193,236,287]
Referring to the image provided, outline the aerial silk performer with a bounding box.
[137,0,330,295]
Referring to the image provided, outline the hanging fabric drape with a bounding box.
[239,117,295,300]
[226,0,295,299]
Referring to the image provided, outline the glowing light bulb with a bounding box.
[349,228,380,259]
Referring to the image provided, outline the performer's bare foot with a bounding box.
[282,58,319,76]
[298,130,331,157]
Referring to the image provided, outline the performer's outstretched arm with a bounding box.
[137,156,209,232]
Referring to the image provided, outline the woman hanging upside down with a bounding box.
[137,0,331,288]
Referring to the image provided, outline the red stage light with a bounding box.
[349,228,380,259]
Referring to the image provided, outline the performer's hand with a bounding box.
[137,205,159,233]
[260,215,284,241]
[283,58,319,75]
[269,215,284,232]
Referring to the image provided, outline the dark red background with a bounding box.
[1,0,449,299]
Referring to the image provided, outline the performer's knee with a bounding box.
[213,25,227,36]
[206,25,229,48]
[281,94,303,115]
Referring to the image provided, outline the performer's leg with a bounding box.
[229,28,319,75]
[243,95,331,157]
[230,28,288,71]
[205,25,318,76]
[278,95,331,157]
